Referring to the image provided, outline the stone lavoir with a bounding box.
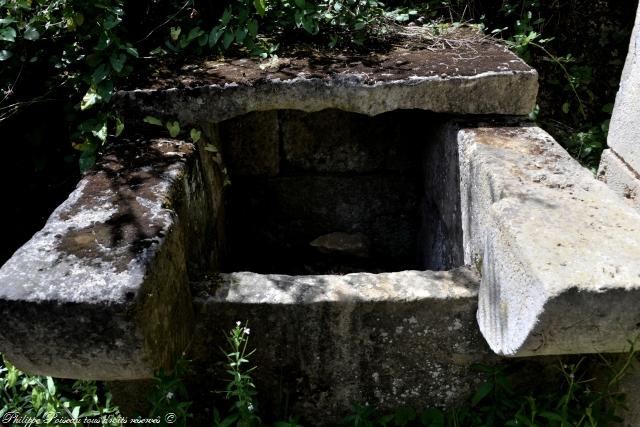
[1,28,640,424]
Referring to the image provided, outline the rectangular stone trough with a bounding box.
[2,29,640,421]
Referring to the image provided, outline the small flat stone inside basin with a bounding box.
[215,108,464,275]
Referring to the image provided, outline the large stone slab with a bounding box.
[449,122,640,356]
[0,136,225,379]
[190,268,495,422]
[115,34,537,123]
[606,6,640,173]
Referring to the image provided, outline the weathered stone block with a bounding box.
[598,149,640,211]
[190,268,493,423]
[605,6,640,173]
[450,123,640,356]
[0,136,224,379]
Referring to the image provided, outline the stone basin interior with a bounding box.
[212,108,464,275]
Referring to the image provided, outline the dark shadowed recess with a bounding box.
[222,109,464,275]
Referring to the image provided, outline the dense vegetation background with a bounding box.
[0,0,638,264]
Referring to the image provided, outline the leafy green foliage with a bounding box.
[0,0,138,171]
[0,354,120,425]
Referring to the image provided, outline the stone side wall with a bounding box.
[0,136,227,380]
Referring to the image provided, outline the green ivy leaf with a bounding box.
[0,26,16,42]
[247,20,258,37]
[91,64,110,84]
[74,13,85,27]
[166,121,180,138]
[121,43,139,57]
[235,27,248,43]
[209,26,224,47]
[95,79,114,103]
[562,102,570,114]
[95,34,111,50]
[109,53,126,73]
[143,116,163,126]
[221,8,233,26]
[93,121,108,142]
[253,0,266,16]
[602,103,614,114]
[0,49,12,61]
[104,15,122,30]
[80,88,100,111]
[186,27,204,42]
[46,376,56,395]
[79,147,97,173]
[190,128,202,143]
[115,118,125,137]
[223,31,234,49]
[23,26,40,41]
[170,26,181,41]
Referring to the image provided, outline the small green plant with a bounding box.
[214,321,261,427]
[147,356,193,426]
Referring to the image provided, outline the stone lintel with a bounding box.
[0,137,223,379]
[453,123,640,356]
[115,36,537,123]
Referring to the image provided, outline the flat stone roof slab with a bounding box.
[453,123,640,356]
[116,34,537,122]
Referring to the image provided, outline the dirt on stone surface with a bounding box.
[125,26,533,90]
